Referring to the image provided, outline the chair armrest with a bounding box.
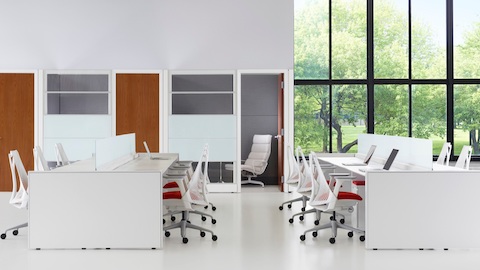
[330,175,357,195]
[328,172,351,177]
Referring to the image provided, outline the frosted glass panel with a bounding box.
[95,133,136,170]
[358,134,432,169]
[44,115,112,138]
[44,139,97,161]
[169,115,236,138]
[169,139,236,161]
[169,115,236,161]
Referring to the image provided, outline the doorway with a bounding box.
[240,73,285,189]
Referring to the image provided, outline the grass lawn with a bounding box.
[301,125,471,155]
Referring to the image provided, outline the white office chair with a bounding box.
[1,150,29,240]
[300,152,365,244]
[286,149,343,224]
[33,145,50,171]
[163,145,218,244]
[240,134,273,187]
[288,149,316,223]
[436,142,452,166]
[54,143,70,167]
[455,145,473,169]
[163,164,217,224]
[279,146,304,210]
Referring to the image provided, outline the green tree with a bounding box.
[455,22,480,154]
[294,0,446,152]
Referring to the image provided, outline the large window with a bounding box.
[294,0,480,160]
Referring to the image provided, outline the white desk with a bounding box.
[28,153,178,250]
[319,155,480,250]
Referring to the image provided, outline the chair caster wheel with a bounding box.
[299,216,304,221]
[289,218,294,224]
[165,231,170,237]
[12,230,18,236]
[301,207,306,211]
[200,231,206,237]
[314,220,319,225]
[204,205,208,209]
[163,219,165,224]
[330,216,334,221]
[329,238,336,244]
[1,233,6,240]
[212,219,217,224]
[182,238,188,244]
[201,216,207,221]
[171,216,176,222]
[340,219,345,224]
[359,235,365,242]
[212,206,217,211]
[312,231,318,237]
[348,231,354,237]
[300,235,306,241]
[212,235,218,241]
[279,206,284,210]
[288,204,292,209]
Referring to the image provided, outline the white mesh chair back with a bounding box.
[186,144,210,206]
[54,143,70,167]
[309,152,336,210]
[297,147,306,174]
[285,145,302,185]
[296,149,312,193]
[8,150,29,209]
[436,142,452,166]
[33,146,50,171]
[456,145,473,169]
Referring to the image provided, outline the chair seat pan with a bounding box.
[163,182,179,189]
[352,180,365,186]
[163,191,182,200]
[338,191,362,201]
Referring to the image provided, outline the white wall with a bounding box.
[0,0,293,70]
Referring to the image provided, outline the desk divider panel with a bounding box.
[358,134,432,169]
[95,133,136,170]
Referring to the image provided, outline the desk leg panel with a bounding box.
[28,171,162,249]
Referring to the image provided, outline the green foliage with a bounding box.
[294,0,480,154]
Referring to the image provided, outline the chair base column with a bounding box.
[241,179,265,187]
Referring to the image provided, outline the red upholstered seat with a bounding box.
[338,191,362,201]
[352,180,365,186]
[163,182,179,189]
[163,191,182,200]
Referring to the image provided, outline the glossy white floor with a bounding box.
[1,187,480,270]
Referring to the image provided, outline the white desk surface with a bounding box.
[52,153,179,173]
[116,153,178,172]
[319,155,465,175]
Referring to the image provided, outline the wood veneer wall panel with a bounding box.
[0,73,34,191]
[116,74,160,152]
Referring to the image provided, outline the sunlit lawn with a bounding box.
[307,125,470,155]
